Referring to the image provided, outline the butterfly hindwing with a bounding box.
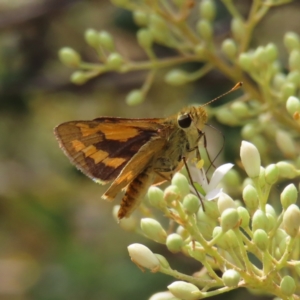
[103,137,167,200]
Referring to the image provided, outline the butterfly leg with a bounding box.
[182,156,205,211]
[118,167,155,219]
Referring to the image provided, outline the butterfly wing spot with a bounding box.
[71,140,85,152]
[77,122,140,141]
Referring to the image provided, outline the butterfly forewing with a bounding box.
[54,117,165,184]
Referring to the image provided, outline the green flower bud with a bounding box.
[148,186,164,209]
[283,204,300,237]
[220,208,239,232]
[70,71,88,85]
[230,102,249,118]
[212,226,223,241]
[196,20,213,41]
[168,281,201,300]
[275,229,288,246]
[164,185,181,203]
[276,130,296,158]
[137,28,153,49]
[126,89,144,106]
[141,218,167,243]
[252,209,269,232]
[278,236,288,256]
[284,32,300,52]
[213,227,238,250]
[106,52,124,70]
[238,53,253,72]
[266,213,275,233]
[155,254,170,269]
[273,72,286,90]
[187,242,206,262]
[276,162,299,179]
[113,205,137,231]
[149,14,170,44]
[222,168,241,188]
[286,96,300,116]
[253,229,268,251]
[258,166,266,190]
[241,123,257,140]
[222,269,240,287]
[271,61,281,75]
[203,199,219,220]
[128,243,160,271]
[215,107,240,126]
[265,164,279,185]
[197,209,216,240]
[240,141,261,178]
[165,69,189,86]
[281,184,298,209]
[253,46,267,67]
[286,70,300,87]
[280,276,296,296]
[166,233,183,253]
[234,200,242,207]
[231,18,245,41]
[221,38,237,59]
[251,136,267,162]
[133,10,148,27]
[218,192,236,214]
[281,82,296,100]
[194,43,207,59]
[199,0,216,21]
[274,247,282,260]
[289,49,300,71]
[149,291,178,300]
[59,47,81,67]
[266,204,277,218]
[242,184,259,212]
[265,43,278,62]
[98,31,114,51]
[237,206,250,229]
[183,194,200,214]
[172,173,190,198]
[176,225,189,239]
[150,14,167,31]
[267,212,276,231]
[85,28,99,48]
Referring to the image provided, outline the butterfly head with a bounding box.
[177,106,207,131]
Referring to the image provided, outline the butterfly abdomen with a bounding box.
[118,167,155,219]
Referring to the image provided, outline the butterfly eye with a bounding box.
[178,114,192,128]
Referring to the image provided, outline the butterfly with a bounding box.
[54,83,242,219]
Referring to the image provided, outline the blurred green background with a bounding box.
[0,0,299,299]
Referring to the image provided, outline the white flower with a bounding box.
[127,243,160,271]
[190,163,234,201]
[240,141,261,178]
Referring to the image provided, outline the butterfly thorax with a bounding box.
[153,106,207,172]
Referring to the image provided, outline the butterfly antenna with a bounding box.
[201,82,243,108]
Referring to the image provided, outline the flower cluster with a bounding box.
[126,141,300,299]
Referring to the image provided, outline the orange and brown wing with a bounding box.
[103,137,167,200]
[54,117,164,184]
